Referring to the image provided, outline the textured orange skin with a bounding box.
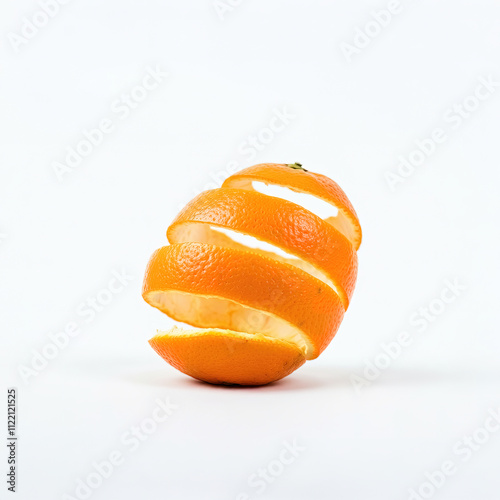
[222,163,362,250]
[149,331,306,386]
[168,188,357,309]
[143,243,344,359]
[143,163,361,385]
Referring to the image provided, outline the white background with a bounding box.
[1,0,500,499]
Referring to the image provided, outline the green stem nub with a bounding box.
[287,162,307,172]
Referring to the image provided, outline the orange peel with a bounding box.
[142,163,361,385]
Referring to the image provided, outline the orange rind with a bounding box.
[143,163,361,385]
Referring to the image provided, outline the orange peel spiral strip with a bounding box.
[142,163,362,385]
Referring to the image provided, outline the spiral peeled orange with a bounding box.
[142,163,362,385]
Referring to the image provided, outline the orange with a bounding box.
[143,163,361,385]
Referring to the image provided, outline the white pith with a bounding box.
[146,290,314,358]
